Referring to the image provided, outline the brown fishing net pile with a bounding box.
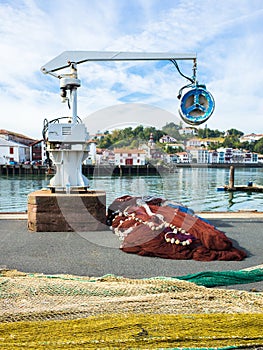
[108,196,246,261]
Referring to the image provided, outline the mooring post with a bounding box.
[229,165,235,189]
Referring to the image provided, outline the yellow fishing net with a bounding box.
[1,313,263,349]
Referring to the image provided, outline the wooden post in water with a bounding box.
[229,165,235,189]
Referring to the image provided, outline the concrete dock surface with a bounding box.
[0,212,263,292]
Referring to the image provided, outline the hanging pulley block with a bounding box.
[179,85,215,126]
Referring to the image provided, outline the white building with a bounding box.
[208,150,218,163]
[216,148,259,164]
[179,127,197,136]
[240,133,263,143]
[176,152,191,163]
[0,138,29,164]
[188,148,209,163]
[159,135,177,143]
[243,151,258,163]
[217,147,233,163]
[114,149,146,166]
[232,149,244,163]
[186,138,203,148]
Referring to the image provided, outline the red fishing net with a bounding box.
[107,196,246,261]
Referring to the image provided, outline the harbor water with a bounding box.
[0,167,263,213]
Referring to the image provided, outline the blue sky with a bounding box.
[0,0,263,138]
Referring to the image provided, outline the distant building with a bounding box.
[188,148,208,164]
[0,129,36,146]
[179,127,197,136]
[93,148,104,164]
[176,152,191,163]
[114,148,146,166]
[240,133,263,143]
[165,142,185,150]
[0,138,29,164]
[232,149,243,163]
[208,150,218,164]
[159,135,177,143]
[216,148,259,164]
[30,140,46,163]
[186,138,202,148]
[146,133,164,160]
[243,151,258,163]
[169,154,180,163]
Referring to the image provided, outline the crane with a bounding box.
[41,51,215,192]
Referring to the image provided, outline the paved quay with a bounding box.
[0,212,263,292]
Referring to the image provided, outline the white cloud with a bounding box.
[0,0,263,139]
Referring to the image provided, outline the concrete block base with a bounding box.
[27,190,106,232]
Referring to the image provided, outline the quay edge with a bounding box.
[1,163,262,176]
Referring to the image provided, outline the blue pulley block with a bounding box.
[179,86,215,126]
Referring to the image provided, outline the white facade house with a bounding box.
[176,152,191,163]
[179,127,197,136]
[215,148,259,164]
[0,139,29,164]
[240,133,263,143]
[186,138,203,148]
[114,149,146,166]
[188,148,209,163]
[216,147,233,163]
[159,135,177,143]
[243,151,258,163]
[208,150,218,163]
[232,149,244,163]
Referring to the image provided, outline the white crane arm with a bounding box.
[41,51,197,74]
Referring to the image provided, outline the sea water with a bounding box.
[0,167,263,212]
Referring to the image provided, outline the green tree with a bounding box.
[162,122,181,140]
[227,128,244,137]
[254,138,263,154]
[98,134,113,148]
[198,127,224,139]
[222,136,242,149]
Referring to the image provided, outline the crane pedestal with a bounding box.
[27,189,106,232]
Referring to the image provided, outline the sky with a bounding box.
[0,0,263,139]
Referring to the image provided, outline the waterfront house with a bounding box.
[30,140,46,164]
[208,150,218,163]
[114,148,146,166]
[169,154,180,163]
[216,147,233,163]
[243,151,258,163]
[188,147,209,164]
[176,151,191,163]
[0,138,29,164]
[0,129,36,146]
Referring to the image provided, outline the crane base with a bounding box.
[27,189,106,232]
